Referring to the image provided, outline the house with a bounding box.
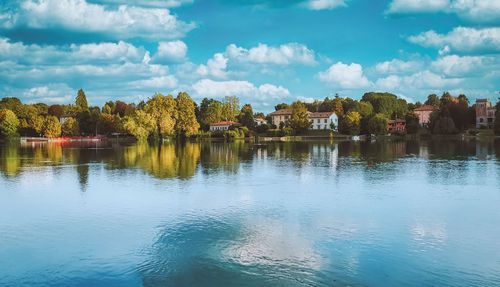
[209,121,240,132]
[413,105,434,126]
[475,99,496,128]
[269,109,338,131]
[269,109,292,127]
[309,112,338,131]
[254,118,267,126]
[388,119,406,132]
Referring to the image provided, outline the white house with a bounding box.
[209,121,240,132]
[309,112,338,131]
[254,118,267,126]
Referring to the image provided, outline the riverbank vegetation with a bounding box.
[0,89,498,141]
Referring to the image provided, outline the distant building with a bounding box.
[413,105,434,126]
[209,121,240,132]
[309,112,338,131]
[475,99,496,128]
[254,118,267,126]
[388,119,406,132]
[269,109,292,127]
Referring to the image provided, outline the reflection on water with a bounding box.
[1,139,500,286]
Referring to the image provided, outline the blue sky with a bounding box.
[0,0,499,112]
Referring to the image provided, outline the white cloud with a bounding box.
[152,40,187,63]
[317,62,372,89]
[297,96,315,103]
[375,75,401,90]
[196,53,228,79]
[71,41,145,63]
[225,43,316,66]
[386,0,500,23]
[1,0,195,40]
[93,0,194,8]
[23,83,75,104]
[129,75,178,89]
[375,59,423,74]
[306,0,348,10]
[375,70,463,91]
[430,55,486,76]
[408,27,500,54]
[192,79,290,100]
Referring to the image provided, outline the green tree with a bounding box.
[175,92,200,137]
[0,109,20,138]
[145,93,177,137]
[367,113,388,135]
[222,96,240,121]
[202,100,223,129]
[353,101,374,118]
[344,111,361,135]
[361,92,407,118]
[405,112,420,134]
[494,99,500,135]
[61,117,80,136]
[43,116,61,138]
[75,89,89,112]
[238,104,254,129]
[48,104,65,118]
[29,115,45,136]
[289,101,310,134]
[274,103,289,111]
[124,110,155,141]
[332,96,344,117]
[425,94,440,108]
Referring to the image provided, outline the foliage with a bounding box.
[61,117,80,136]
[274,103,289,111]
[43,116,62,138]
[75,89,89,112]
[353,101,374,118]
[361,92,407,118]
[48,105,65,118]
[0,109,20,138]
[222,96,240,121]
[425,94,440,108]
[432,116,457,135]
[367,113,388,135]
[123,110,155,141]
[405,112,420,134]
[238,104,254,129]
[175,92,200,137]
[145,93,177,137]
[289,101,310,134]
[343,111,361,135]
[494,101,500,135]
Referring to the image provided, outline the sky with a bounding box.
[0,0,499,112]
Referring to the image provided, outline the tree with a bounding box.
[43,116,61,138]
[367,113,388,135]
[405,112,420,134]
[201,100,223,130]
[289,101,310,134]
[425,94,440,108]
[61,117,80,136]
[48,104,65,118]
[175,92,200,137]
[353,101,373,118]
[274,103,289,111]
[222,96,239,121]
[29,115,45,136]
[238,104,254,129]
[0,109,20,138]
[332,96,344,117]
[75,89,89,112]
[114,101,127,117]
[494,99,500,135]
[123,110,155,141]
[361,92,407,118]
[102,104,112,114]
[144,93,177,138]
[344,111,361,135]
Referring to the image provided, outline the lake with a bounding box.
[1,139,500,286]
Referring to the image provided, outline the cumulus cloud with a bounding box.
[408,27,500,55]
[196,53,228,79]
[430,55,487,76]
[375,59,424,74]
[317,62,372,89]
[386,0,500,23]
[375,70,462,91]
[22,83,75,104]
[192,79,290,100]
[225,43,316,66]
[129,75,178,89]
[306,0,348,10]
[1,0,195,40]
[92,0,194,8]
[152,40,187,63]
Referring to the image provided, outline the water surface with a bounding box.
[1,139,500,286]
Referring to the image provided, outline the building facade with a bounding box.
[209,121,240,132]
[254,118,267,126]
[413,105,434,126]
[309,112,338,131]
[269,109,338,131]
[388,119,406,132]
[475,99,496,128]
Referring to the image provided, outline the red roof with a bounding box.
[388,119,406,124]
[210,121,239,126]
[269,109,292,116]
[414,105,434,111]
[309,112,335,118]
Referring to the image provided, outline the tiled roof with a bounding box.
[309,112,335,118]
[388,119,406,124]
[254,118,266,122]
[269,109,292,116]
[414,105,434,111]
[210,121,239,126]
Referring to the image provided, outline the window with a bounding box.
[324,119,327,123]
[285,115,289,120]
[316,119,320,123]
